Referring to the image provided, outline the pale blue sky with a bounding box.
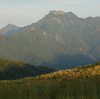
[0,0,100,28]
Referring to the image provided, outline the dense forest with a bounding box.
[0,59,54,80]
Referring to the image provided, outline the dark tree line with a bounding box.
[0,59,54,80]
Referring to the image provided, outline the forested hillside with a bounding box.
[0,59,54,80]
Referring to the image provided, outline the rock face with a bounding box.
[0,10,100,70]
[49,10,66,15]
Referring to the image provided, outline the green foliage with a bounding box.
[36,62,100,80]
[0,61,100,99]
[0,77,99,99]
[0,59,54,80]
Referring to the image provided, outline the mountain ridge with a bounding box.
[0,24,19,35]
[1,10,100,30]
[0,10,100,70]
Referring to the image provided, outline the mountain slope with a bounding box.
[0,10,100,70]
[0,62,100,99]
[37,62,100,80]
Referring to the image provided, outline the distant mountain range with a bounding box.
[0,10,100,70]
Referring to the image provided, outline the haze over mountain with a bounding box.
[0,24,20,35]
[0,10,100,70]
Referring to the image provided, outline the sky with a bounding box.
[0,0,100,28]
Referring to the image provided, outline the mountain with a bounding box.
[0,10,100,70]
[0,24,20,35]
[0,24,30,35]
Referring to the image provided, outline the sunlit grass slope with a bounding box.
[0,62,100,99]
[36,62,100,80]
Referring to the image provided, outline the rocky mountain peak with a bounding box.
[49,10,66,15]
